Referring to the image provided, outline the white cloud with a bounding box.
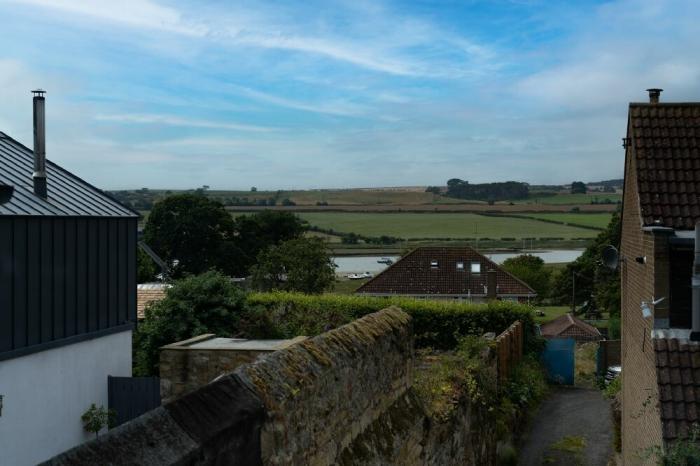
[11,0,206,36]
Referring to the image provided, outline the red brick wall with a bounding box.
[621,147,664,464]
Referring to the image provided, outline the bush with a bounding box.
[134,271,252,376]
[246,292,538,352]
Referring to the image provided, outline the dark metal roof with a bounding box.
[0,131,138,217]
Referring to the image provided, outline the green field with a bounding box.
[515,213,613,229]
[209,189,469,206]
[511,192,621,205]
[297,212,600,240]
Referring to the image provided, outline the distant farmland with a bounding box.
[295,212,601,240]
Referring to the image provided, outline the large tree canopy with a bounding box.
[502,254,551,301]
[143,194,237,277]
[251,237,335,294]
[143,195,307,277]
[444,179,529,201]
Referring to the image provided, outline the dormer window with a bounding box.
[430,260,439,269]
[456,261,465,270]
[471,262,481,274]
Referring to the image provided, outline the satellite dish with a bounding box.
[602,245,619,270]
[0,185,14,205]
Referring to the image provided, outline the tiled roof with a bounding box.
[356,247,536,297]
[655,338,700,441]
[628,103,700,229]
[0,131,138,217]
[539,313,601,339]
[137,283,169,319]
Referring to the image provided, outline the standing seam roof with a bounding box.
[0,131,138,217]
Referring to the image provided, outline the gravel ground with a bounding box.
[518,387,613,466]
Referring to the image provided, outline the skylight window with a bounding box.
[471,262,481,274]
[456,261,465,270]
[430,260,439,268]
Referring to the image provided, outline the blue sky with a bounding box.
[1,0,699,189]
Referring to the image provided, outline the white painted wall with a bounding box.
[0,330,132,466]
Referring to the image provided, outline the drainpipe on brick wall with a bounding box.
[691,223,700,341]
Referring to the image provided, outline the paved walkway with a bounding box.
[518,387,613,466]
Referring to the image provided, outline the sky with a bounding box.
[0,0,699,190]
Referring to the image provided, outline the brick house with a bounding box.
[356,247,536,303]
[620,89,700,463]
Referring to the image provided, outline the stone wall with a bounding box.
[45,307,498,466]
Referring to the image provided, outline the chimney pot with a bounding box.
[32,89,47,199]
[646,88,663,104]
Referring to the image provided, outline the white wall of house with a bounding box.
[0,329,132,466]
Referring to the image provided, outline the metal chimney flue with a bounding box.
[32,89,47,199]
[647,88,663,104]
[691,222,700,341]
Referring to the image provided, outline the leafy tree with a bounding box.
[133,271,250,376]
[251,237,336,294]
[231,211,307,274]
[143,194,238,277]
[571,181,587,194]
[550,212,621,318]
[502,254,552,300]
[137,248,158,283]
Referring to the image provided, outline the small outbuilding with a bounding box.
[540,313,602,342]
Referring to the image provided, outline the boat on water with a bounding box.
[377,257,394,265]
[347,272,373,280]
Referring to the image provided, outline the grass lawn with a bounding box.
[297,212,599,240]
[516,213,613,230]
[331,278,369,294]
[534,305,570,324]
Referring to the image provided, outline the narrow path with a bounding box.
[518,387,613,466]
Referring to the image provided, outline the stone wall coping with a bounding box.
[160,333,217,350]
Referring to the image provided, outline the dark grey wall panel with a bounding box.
[0,216,137,357]
[0,220,12,352]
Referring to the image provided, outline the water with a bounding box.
[332,250,583,274]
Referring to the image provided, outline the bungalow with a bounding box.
[0,91,138,465]
[356,246,536,302]
[620,88,700,463]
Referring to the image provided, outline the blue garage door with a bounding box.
[541,338,575,385]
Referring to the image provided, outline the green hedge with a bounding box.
[247,292,539,352]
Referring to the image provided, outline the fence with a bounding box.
[495,320,524,383]
[107,376,161,427]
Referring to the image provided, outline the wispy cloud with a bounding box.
[13,0,206,36]
[94,113,275,132]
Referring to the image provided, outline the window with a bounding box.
[456,261,464,270]
[430,260,439,268]
[471,262,481,274]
